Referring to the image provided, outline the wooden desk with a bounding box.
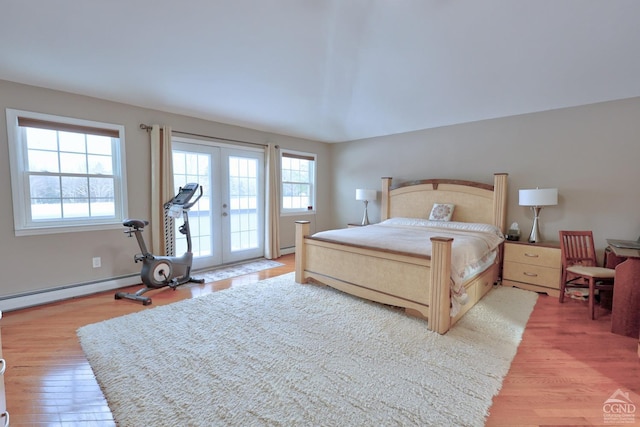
[608,245,640,357]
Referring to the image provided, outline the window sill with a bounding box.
[15,222,124,237]
[280,210,316,217]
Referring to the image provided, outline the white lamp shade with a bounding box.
[519,188,558,206]
[355,189,376,202]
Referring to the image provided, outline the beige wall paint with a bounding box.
[0,80,331,304]
[2,78,638,307]
[331,97,640,255]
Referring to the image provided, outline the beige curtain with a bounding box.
[150,125,175,256]
[265,143,281,259]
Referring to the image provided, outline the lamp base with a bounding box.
[528,206,542,243]
[361,201,370,226]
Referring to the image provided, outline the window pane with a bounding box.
[60,152,87,174]
[30,174,62,220]
[282,157,291,169]
[89,177,115,216]
[248,159,257,177]
[63,199,89,218]
[173,152,186,174]
[90,178,115,217]
[185,153,199,172]
[62,176,88,199]
[89,177,114,199]
[58,131,86,153]
[30,175,60,199]
[86,135,112,155]
[26,128,57,150]
[31,200,62,220]
[28,149,59,173]
[88,154,113,174]
[198,155,209,175]
[92,201,115,217]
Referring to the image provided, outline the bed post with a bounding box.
[493,173,508,233]
[381,177,392,221]
[429,237,453,334]
[295,221,310,283]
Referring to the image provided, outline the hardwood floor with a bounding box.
[486,295,640,426]
[2,253,639,426]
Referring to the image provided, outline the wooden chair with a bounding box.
[559,230,615,319]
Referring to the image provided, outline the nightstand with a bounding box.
[502,240,561,296]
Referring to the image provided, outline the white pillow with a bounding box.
[429,203,455,221]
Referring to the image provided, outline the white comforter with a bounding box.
[311,217,505,316]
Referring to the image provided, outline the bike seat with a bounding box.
[123,219,149,229]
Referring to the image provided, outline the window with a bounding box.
[228,155,260,251]
[172,147,212,257]
[280,150,316,213]
[6,109,127,235]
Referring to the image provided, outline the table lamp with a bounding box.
[519,188,558,243]
[355,189,376,225]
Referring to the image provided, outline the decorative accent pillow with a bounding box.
[429,203,455,221]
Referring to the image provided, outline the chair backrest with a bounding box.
[559,230,598,268]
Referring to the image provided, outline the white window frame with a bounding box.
[280,149,316,215]
[6,109,128,236]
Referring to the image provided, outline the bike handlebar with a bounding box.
[163,183,203,212]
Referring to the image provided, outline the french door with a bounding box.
[172,138,264,269]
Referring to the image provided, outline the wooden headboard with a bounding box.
[381,173,508,232]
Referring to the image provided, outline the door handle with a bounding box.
[222,212,228,217]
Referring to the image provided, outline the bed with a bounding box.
[294,173,508,334]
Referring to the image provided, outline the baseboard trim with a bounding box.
[1,250,295,312]
[0,275,140,312]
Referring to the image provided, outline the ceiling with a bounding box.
[1,1,640,143]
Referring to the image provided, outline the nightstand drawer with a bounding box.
[504,243,561,268]
[503,261,561,289]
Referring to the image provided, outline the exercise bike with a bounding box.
[115,183,205,305]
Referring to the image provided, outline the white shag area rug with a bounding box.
[193,259,283,282]
[77,272,537,426]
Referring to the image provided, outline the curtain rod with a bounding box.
[139,123,268,148]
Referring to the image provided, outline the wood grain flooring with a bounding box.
[2,253,639,426]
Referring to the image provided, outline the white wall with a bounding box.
[0,80,331,308]
[331,97,640,255]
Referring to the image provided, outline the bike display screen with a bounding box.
[171,183,199,206]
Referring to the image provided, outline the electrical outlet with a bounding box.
[92,257,101,268]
